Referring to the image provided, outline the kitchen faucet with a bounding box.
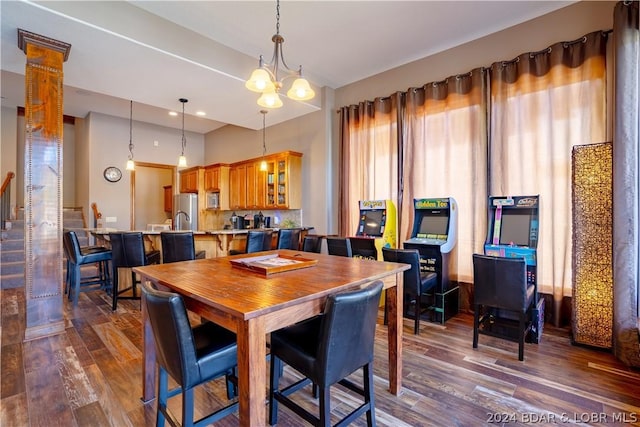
[174,210,190,231]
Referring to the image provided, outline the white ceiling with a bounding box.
[0,0,573,133]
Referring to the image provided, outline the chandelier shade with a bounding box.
[246,0,315,108]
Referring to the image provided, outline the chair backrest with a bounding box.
[110,232,147,268]
[277,228,302,250]
[63,230,81,264]
[302,235,323,253]
[350,237,378,259]
[161,231,196,263]
[141,282,200,388]
[246,230,273,253]
[472,254,530,312]
[317,281,383,385]
[325,237,352,257]
[382,248,422,297]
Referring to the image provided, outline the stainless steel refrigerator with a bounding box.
[173,193,198,231]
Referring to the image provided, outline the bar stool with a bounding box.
[325,236,353,257]
[276,228,302,250]
[63,230,112,306]
[160,231,205,263]
[109,232,160,311]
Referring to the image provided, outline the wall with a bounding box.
[86,112,204,231]
[204,1,614,237]
[205,85,335,234]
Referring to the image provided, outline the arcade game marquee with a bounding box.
[483,195,543,343]
[403,197,458,323]
[351,199,397,259]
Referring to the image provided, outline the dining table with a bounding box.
[133,249,409,427]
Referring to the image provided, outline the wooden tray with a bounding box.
[230,253,318,275]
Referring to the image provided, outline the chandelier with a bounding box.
[245,0,315,108]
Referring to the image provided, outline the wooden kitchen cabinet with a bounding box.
[163,185,172,213]
[204,164,230,210]
[179,166,202,193]
[229,163,247,209]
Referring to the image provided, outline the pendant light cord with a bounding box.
[128,100,134,159]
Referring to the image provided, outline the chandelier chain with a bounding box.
[276,0,280,35]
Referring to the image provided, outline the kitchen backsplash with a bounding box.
[203,209,303,230]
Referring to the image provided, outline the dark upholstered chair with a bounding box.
[109,232,161,311]
[472,254,535,361]
[269,281,383,427]
[382,248,437,335]
[160,231,205,263]
[325,236,352,257]
[302,235,323,253]
[350,237,378,260]
[63,230,112,306]
[246,230,273,253]
[141,282,238,427]
[276,228,302,250]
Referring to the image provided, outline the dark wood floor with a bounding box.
[2,286,639,426]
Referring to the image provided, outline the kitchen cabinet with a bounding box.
[163,185,172,213]
[204,164,230,210]
[179,166,202,194]
[229,163,246,209]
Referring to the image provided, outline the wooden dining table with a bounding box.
[133,249,408,426]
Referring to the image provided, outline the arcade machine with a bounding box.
[403,197,458,323]
[483,195,543,343]
[351,199,397,259]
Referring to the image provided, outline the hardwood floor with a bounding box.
[2,286,639,426]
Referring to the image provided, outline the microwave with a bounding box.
[206,192,220,209]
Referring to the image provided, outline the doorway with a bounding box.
[130,162,175,230]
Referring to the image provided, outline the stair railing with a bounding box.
[1,171,15,230]
[91,202,102,228]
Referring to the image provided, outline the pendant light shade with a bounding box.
[257,87,283,109]
[178,98,188,168]
[126,100,135,171]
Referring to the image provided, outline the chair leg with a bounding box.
[473,305,480,349]
[319,385,331,427]
[157,368,168,427]
[269,355,281,425]
[413,296,420,335]
[112,266,119,311]
[182,387,195,427]
[72,264,81,306]
[364,363,376,427]
[518,313,525,361]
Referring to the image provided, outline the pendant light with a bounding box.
[259,110,268,171]
[178,98,188,168]
[126,100,135,171]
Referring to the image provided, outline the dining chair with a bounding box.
[382,247,437,335]
[472,254,534,361]
[301,235,323,253]
[109,232,161,311]
[63,230,112,306]
[246,230,273,253]
[276,228,302,250]
[141,282,239,427]
[269,280,383,427]
[160,231,205,263]
[325,236,353,257]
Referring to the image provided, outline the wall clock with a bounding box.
[103,166,122,183]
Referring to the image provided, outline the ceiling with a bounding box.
[0,1,573,133]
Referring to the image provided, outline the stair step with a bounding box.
[1,261,24,275]
[1,273,25,289]
[1,250,24,263]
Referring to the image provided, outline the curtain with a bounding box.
[403,68,488,282]
[612,0,640,367]
[338,94,401,236]
[489,31,608,326]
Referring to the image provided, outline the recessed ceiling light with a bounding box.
[169,111,178,116]
[196,111,206,116]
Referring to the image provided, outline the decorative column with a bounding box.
[18,29,71,340]
[571,142,613,349]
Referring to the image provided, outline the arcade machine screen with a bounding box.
[418,212,449,236]
[362,210,384,236]
[498,210,531,246]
